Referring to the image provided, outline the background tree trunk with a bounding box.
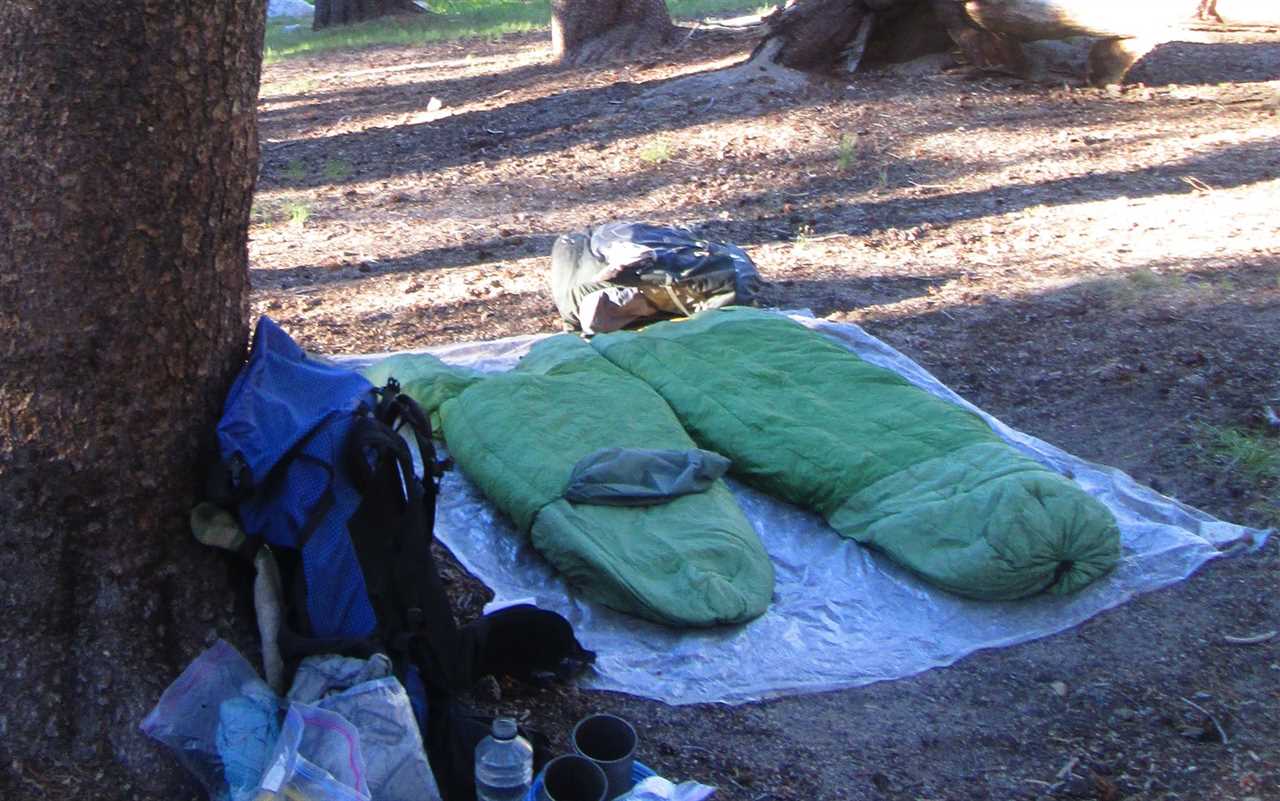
[0,0,265,794]
[552,0,678,66]
[314,0,425,31]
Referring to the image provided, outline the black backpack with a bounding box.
[210,318,594,801]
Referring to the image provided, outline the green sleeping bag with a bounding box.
[362,335,774,628]
[591,308,1122,600]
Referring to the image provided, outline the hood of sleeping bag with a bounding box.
[216,317,379,639]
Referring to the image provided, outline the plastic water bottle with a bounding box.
[475,717,533,801]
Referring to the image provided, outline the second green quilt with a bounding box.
[591,308,1122,600]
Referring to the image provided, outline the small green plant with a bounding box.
[284,200,311,227]
[323,158,352,181]
[1108,268,1187,306]
[792,223,816,255]
[1202,424,1280,483]
[1126,268,1181,291]
[639,140,672,164]
[284,159,308,182]
[836,133,859,171]
[1197,422,1280,525]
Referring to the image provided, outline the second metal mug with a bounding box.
[537,754,608,801]
[571,714,638,801]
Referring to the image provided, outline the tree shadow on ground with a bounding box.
[260,57,589,136]
[258,72,843,190]
[250,232,558,286]
[758,273,963,316]
[691,137,1280,247]
[255,136,1278,287]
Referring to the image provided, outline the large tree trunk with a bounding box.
[552,0,678,66]
[0,0,265,794]
[313,0,425,31]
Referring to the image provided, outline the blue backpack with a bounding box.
[210,318,593,801]
[217,316,388,640]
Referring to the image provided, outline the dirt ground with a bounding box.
[250,20,1280,801]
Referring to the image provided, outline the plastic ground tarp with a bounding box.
[333,313,1269,705]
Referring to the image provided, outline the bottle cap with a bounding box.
[493,718,518,740]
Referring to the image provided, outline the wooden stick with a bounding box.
[1180,697,1229,744]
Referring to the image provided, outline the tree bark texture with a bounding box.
[930,0,1027,72]
[314,0,425,31]
[0,0,265,794]
[751,0,871,71]
[551,0,677,66]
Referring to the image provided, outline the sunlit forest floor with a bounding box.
[249,14,1280,800]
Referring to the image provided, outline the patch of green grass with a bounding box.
[284,200,312,227]
[1202,424,1280,484]
[1198,422,1280,526]
[836,133,859,171]
[249,196,312,227]
[265,2,546,62]
[639,140,673,164]
[284,159,308,181]
[264,1,765,61]
[323,158,353,181]
[668,0,770,17]
[1126,267,1185,291]
[1106,268,1188,307]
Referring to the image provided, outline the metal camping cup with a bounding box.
[571,714,638,801]
[537,754,608,801]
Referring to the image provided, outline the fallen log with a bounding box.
[735,0,1271,90]
[960,0,1189,41]
[958,0,1205,85]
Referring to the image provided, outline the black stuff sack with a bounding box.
[550,221,761,334]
